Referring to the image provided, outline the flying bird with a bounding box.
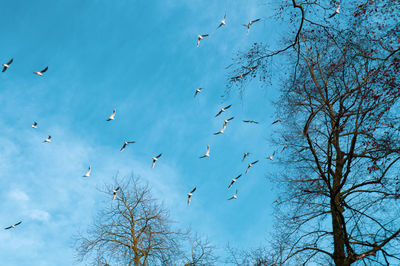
[199,145,210,158]
[197,34,209,47]
[214,124,227,135]
[272,119,282,125]
[152,153,162,168]
[83,166,91,177]
[267,151,276,161]
[242,152,250,161]
[194,88,203,97]
[223,117,234,126]
[2,58,13,72]
[106,109,116,121]
[43,135,52,143]
[228,174,242,189]
[245,160,259,174]
[5,221,21,230]
[33,66,48,76]
[120,141,136,152]
[217,14,226,29]
[243,18,260,33]
[329,3,340,18]
[228,189,238,200]
[243,120,259,124]
[215,105,232,117]
[112,187,120,200]
[32,121,38,129]
[187,187,196,205]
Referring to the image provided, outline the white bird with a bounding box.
[223,117,234,126]
[43,135,52,143]
[187,187,196,205]
[214,124,227,135]
[83,166,91,177]
[106,109,116,121]
[120,141,135,152]
[228,189,238,200]
[245,160,259,174]
[242,152,250,161]
[33,66,48,76]
[228,174,242,189]
[215,104,232,117]
[329,3,340,18]
[112,187,120,200]
[2,58,13,72]
[4,221,21,230]
[243,18,260,33]
[32,121,38,129]
[152,153,162,168]
[194,88,203,97]
[217,14,226,29]
[197,34,209,47]
[199,145,210,158]
[267,151,276,161]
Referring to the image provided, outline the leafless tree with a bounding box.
[182,234,218,266]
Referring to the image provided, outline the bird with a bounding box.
[112,187,120,200]
[214,124,227,135]
[267,151,276,160]
[32,121,38,129]
[152,153,162,168]
[217,13,226,29]
[33,66,48,76]
[228,174,242,189]
[243,120,259,124]
[223,117,234,126]
[197,34,209,47]
[242,152,250,161]
[106,109,116,121]
[5,221,22,230]
[187,187,196,205]
[243,18,260,33]
[215,105,232,117]
[2,58,13,72]
[83,166,91,177]
[245,160,259,174]
[43,135,52,143]
[281,145,288,152]
[272,119,282,125]
[120,141,135,152]
[199,145,210,158]
[329,3,340,18]
[228,189,238,200]
[194,88,203,97]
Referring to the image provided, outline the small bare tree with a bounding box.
[183,234,218,266]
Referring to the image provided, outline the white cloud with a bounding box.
[8,189,30,202]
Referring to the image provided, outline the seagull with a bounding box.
[272,119,282,125]
[215,105,232,117]
[5,221,22,230]
[228,189,238,200]
[217,14,226,29]
[199,145,210,158]
[228,174,242,189]
[243,18,260,33]
[245,160,259,174]
[32,121,38,129]
[267,151,275,160]
[197,34,209,47]
[33,66,48,76]
[106,109,116,121]
[214,124,227,135]
[242,152,250,161]
[329,3,340,18]
[120,141,135,152]
[223,117,234,126]
[194,88,203,97]
[2,58,13,72]
[112,187,120,200]
[243,120,259,124]
[187,187,196,205]
[152,153,162,168]
[43,135,52,143]
[83,166,91,177]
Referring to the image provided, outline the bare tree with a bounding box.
[75,176,183,266]
[183,234,218,266]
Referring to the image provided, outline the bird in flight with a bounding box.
[329,3,340,18]
[243,120,259,124]
[32,122,38,129]
[5,221,22,230]
[152,153,162,168]
[83,166,91,177]
[112,187,120,200]
[272,119,282,125]
[34,66,48,76]
[244,18,260,33]
[228,189,238,200]
[214,124,227,135]
[187,187,196,205]
[199,145,210,158]
[242,152,250,161]
[228,174,242,189]
[2,58,13,72]
[194,88,203,97]
[217,13,226,29]
[223,117,234,126]
[43,135,52,143]
[107,109,116,121]
[120,141,135,152]
[267,151,275,161]
[246,160,259,174]
[215,104,232,117]
[197,34,209,47]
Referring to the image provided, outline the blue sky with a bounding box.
[0,0,286,264]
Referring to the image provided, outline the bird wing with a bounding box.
[206,145,210,153]
[236,174,242,180]
[4,226,12,230]
[115,186,120,191]
[251,18,260,23]
[252,160,259,164]
[41,66,49,73]
[191,187,197,193]
[215,110,223,117]
[14,221,22,226]
[228,117,234,121]
[228,181,234,189]
[2,67,6,72]
[48,135,52,139]
[202,34,209,37]
[152,160,156,168]
[120,143,126,151]
[225,104,232,110]
[7,59,13,65]
[156,153,162,158]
